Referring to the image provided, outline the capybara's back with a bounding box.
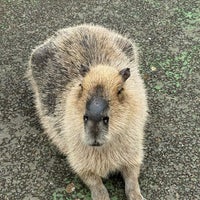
[28,24,148,200]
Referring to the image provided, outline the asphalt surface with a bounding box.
[0,0,199,200]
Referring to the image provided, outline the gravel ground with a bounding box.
[0,0,199,200]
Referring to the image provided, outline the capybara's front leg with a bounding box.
[80,172,110,200]
[121,165,145,200]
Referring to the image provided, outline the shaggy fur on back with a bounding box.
[27,24,148,200]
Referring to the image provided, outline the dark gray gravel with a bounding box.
[1,0,199,199]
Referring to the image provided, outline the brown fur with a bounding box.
[27,24,148,200]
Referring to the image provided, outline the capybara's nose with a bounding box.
[86,96,109,122]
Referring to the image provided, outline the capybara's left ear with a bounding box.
[119,68,130,82]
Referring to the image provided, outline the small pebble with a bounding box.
[66,182,75,193]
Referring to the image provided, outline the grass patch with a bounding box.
[52,175,91,200]
[52,174,126,200]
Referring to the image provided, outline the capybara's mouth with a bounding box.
[90,141,103,147]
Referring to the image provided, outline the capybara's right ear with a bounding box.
[80,64,90,77]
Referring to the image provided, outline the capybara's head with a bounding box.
[76,65,131,147]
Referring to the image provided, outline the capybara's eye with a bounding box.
[103,116,109,125]
[79,84,83,88]
[83,115,89,122]
[117,88,124,95]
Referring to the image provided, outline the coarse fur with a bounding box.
[27,24,148,200]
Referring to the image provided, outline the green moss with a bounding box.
[149,45,199,93]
